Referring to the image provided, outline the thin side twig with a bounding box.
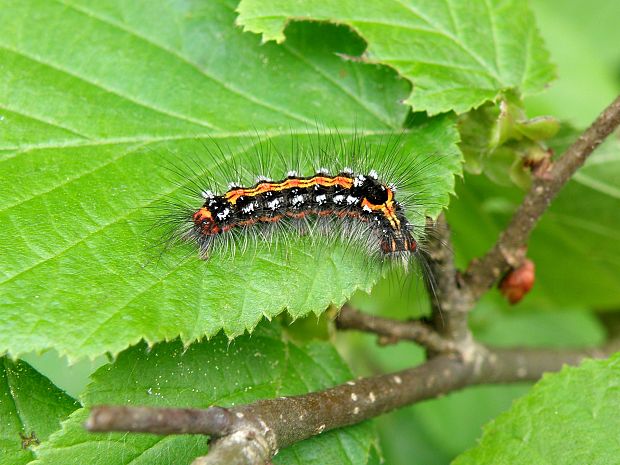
[464,94,620,301]
[335,304,455,353]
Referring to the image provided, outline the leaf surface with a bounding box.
[236,0,555,114]
[453,352,620,465]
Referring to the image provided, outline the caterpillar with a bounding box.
[160,132,440,266]
[192,168,417,258]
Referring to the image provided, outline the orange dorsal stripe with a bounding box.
[225,176,354,204]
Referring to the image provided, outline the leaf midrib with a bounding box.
[0,104,89,140]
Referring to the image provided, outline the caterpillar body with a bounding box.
[162,133,439,266]
[191,168,417,258]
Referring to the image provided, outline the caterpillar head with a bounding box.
[192,207,221,235]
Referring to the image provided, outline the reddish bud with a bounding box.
[499,259,535,304]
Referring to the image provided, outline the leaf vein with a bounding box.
[0,142,149,214]
[0,104,89,139]
[57,0,319,127]
[280,43,393,127]
[483,0,501,76]
[0,143,151,286]
[0,44,218,132]
[386,0,502,81]
[0,128,398,158]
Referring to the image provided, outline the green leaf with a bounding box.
[0,0,462,360]
[457,95,558,188]
[236,0,555,114]
[453,352,620,465]
[0,358,78,465]
[32,326,378,465]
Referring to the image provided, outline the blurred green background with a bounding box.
[21,0,620,463]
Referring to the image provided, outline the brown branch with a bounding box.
[464,94,620,301]
[87,341,620,464]
[335,304,455,353]
[86,406,236,435]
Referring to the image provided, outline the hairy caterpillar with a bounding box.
[192,168,417,257]
[160,132,441,267]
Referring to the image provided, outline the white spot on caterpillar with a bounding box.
[287,170,298,177]
[201,190,214,199]
[217,208,230,220]
[369,169,379,179]
[353,407,360,415]
[346,195,358,205]
[317,424,326,434]
[317,167,328,175]
[315,194,327,204]
[228,182,241,190]
[389,183,397,192]
[242,203,256,213]
[351,393,358,401]
[256,175,270,182]
[393,375,402,384]
[369,392,376,403]
[346,381,356,386]
[267,198,281,210]
[333,195,345,204]
[342,167,353,174]
[362,205,372,213]
[353,175,365,187]
[291,194,305,206]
